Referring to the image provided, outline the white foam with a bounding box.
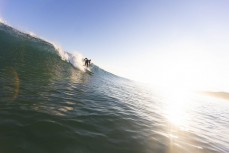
[53,44,86,72]
[28,31,37,37]
[0,17,6,24]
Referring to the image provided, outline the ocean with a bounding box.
[0,22,229,153]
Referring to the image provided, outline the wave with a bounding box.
[55,48,87,72]
[0,22,91,73]
[1,22,117,101]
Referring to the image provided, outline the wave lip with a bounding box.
[55,48,87,72]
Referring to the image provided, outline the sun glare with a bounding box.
[157,88,191,129]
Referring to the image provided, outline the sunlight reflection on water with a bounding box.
[136,83,229,153]
[151,88,229,153]
[162,90,192,129]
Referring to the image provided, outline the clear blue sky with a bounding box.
[1,0,229,91]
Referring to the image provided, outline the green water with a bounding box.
[0,23,147,153]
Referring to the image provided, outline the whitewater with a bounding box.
[0,22,229,153]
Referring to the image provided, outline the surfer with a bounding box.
[84,58,91,67]
[88,59,91,66]
[84,58,88,67]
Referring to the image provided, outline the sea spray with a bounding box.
[0,18,4,23]
[54,45,86,72]
[0,17,7,24]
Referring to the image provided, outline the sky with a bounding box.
[1,0,229,92]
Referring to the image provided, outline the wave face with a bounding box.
[1,22,229,153]
[0,23,115,100]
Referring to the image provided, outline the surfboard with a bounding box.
[84,67,93,74]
